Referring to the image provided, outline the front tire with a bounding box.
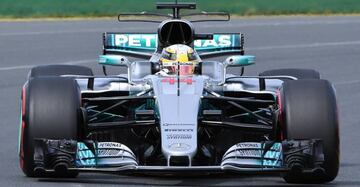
[280,79,339,183]
[20,77,81,177]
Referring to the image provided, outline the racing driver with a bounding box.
[158,44,201,75]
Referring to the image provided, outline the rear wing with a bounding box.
[103,33,244,59]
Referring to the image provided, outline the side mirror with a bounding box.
[99,55,133,82]
[99,55,130,67]
[220,55,255,85]
[224,55,255,67]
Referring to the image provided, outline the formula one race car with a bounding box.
[19,1,339,184]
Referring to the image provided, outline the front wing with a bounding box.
[33,139,325,176]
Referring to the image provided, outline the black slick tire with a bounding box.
[20,77,81,177]
[280,79,339,183]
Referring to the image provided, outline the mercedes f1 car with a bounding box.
[19,1,339,184]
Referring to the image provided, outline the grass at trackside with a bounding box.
[0,0,360,18]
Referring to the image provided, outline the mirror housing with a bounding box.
[99,55,133,82]
[220,55,255,85]
[99,55,130,67]
[224,55,255,67]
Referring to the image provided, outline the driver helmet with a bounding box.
[159,44,201,75]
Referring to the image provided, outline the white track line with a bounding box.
[0,28,119,36]
[248,40,360,51]
[334,80,360,86]
[0,59,94,71]
[0,26,150,37]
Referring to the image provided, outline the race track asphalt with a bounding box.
[0,15,360,186]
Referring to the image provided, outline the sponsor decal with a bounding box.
[97,142,122,149]
[236,143,262,149]
[97,149,122,156]
[166,134,192,140]
[164,128,194,132]
[234,150,281,159]
[194,35,232,48]
[236,150,262,157]
[163,123,195,126]
[114,34,157,48]
[107,34,241,51]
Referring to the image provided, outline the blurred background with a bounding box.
[0,0,360,18]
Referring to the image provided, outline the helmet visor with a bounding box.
[179,65,194,75]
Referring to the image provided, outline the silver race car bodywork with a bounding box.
[32,56,323,174]
[22,2,338,183]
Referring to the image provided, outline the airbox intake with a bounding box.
[158,20,194,47]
